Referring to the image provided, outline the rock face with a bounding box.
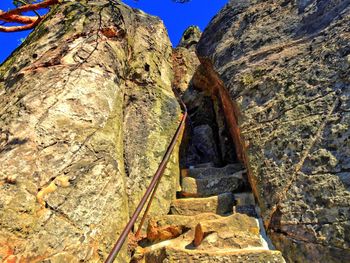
[196,0,350,262]
[0,1,180,262]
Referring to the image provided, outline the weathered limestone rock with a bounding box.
[0,1,180,262]
[196,0,350,261]
[147,220,188,243]
[180,83,239,167]
[175,26,238,168]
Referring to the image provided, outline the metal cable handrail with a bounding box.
[105,88,187,263]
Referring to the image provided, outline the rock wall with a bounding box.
[196,0,350,262]
[0,1,180,262]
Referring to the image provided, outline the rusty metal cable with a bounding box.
[105,88,187,263]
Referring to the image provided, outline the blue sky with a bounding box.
[0,0,227,64]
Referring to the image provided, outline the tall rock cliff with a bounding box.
[196,0,350,262]
[0,1,180,262]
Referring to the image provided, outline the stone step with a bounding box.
[192,162,214,168]
[233,205,258,218]
[135,247,285,263]
[148,213,222,231]
[233,192,258,217]
[180,170,244,197]
[136,213,284,262]
[181,163,244,179]
[234,192,256,206]
[146,213,261,249]
[191,213,261,249]
[170,192,234,216]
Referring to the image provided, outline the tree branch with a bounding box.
[16,0,41,19]
[0,0,58,32]
[0,0,59,18]
[0,13,37,24]
[0,18,41,32]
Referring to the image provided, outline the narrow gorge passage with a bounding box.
[176,84,251,210]
[131,27,285,261]
[1,1,349,262]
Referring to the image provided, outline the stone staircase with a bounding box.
[131,163,285,262]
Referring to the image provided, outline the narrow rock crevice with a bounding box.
[189,59,257,201]
[131,26,285,263]
[179,85,237,169]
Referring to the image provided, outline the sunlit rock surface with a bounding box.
[0,1,180,262]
